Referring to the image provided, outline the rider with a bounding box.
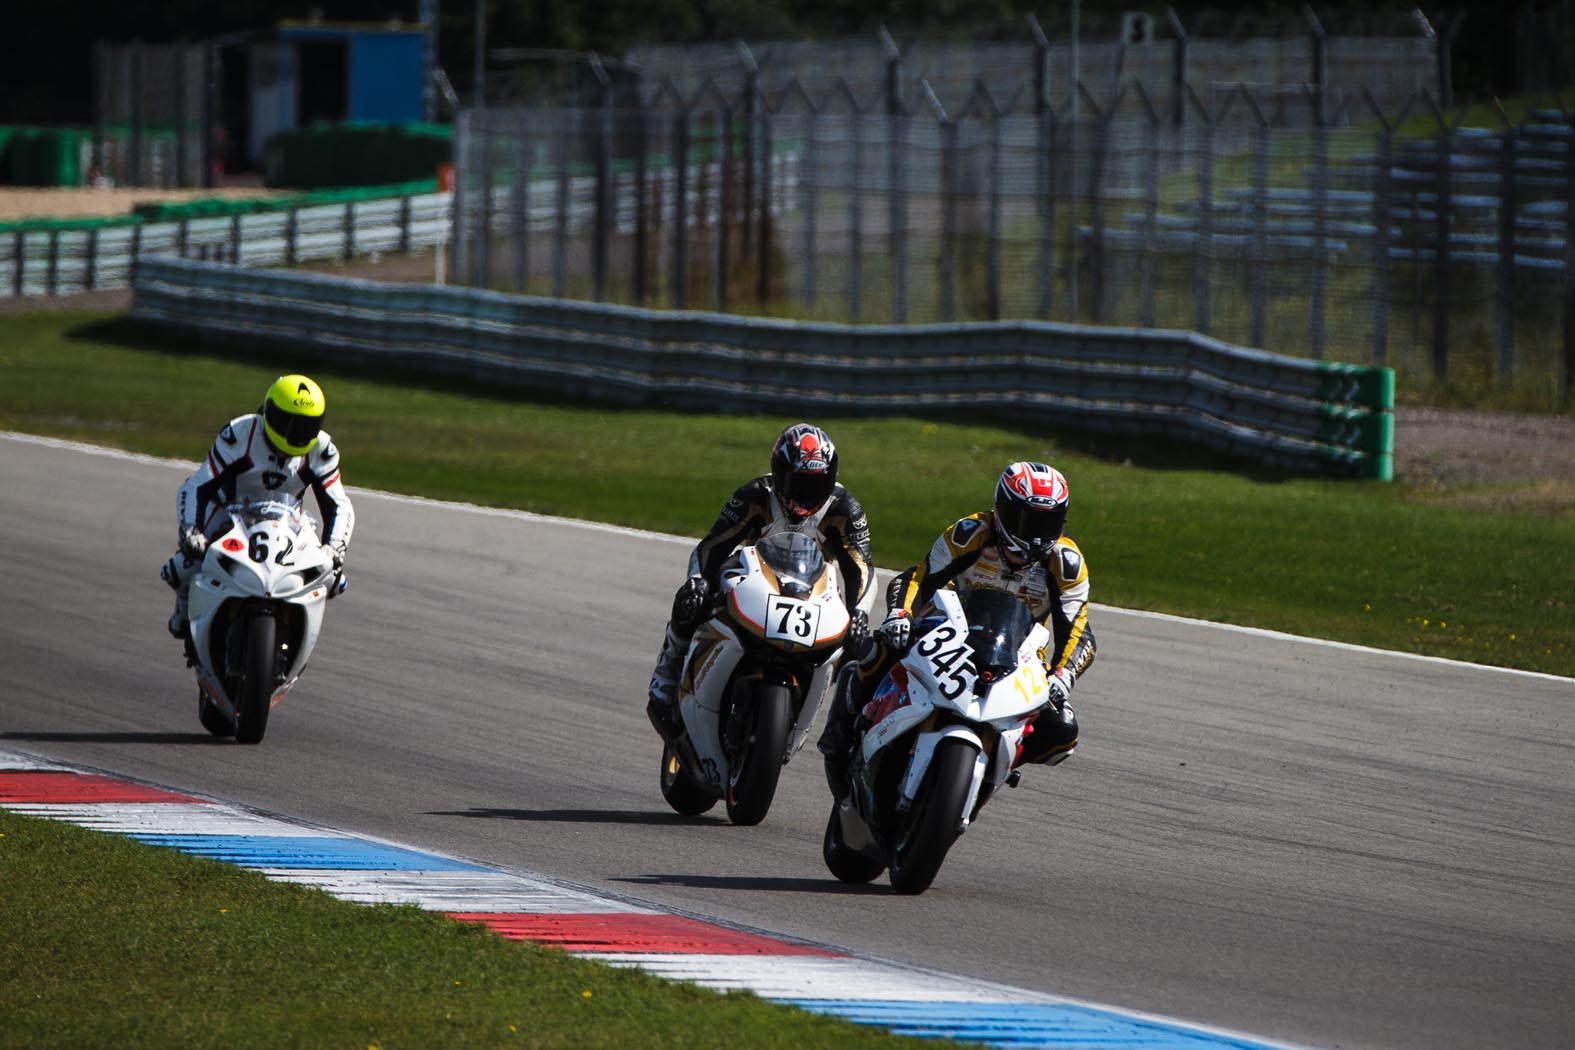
[163,374,355,639]
[819,460,1095,797]
[646,422,874,744]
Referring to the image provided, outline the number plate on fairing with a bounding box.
[764,594,821,648]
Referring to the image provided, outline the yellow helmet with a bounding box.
[261,374,326,455]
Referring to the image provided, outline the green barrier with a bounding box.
[263,122,452,189]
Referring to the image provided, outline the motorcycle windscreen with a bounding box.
[755,531,826,597]
[961,588,1035,680]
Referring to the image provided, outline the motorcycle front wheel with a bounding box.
[723,681,792,827]
[888,738,977,895]
[234,611,277,745]
[659,741,718,816]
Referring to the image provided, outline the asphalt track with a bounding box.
[2,432,1571,1050]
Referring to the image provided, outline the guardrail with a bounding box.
[130,257,1394,479]
[1,190,452,298]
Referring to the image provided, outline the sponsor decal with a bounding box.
[861,663,911,726]
[261,471,288,490]
[951,517,983,545]
[1059,547,1083,581]
[221,537,245,553]
[219,423,235,443]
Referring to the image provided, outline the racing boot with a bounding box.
[1017,701,1079,767]
[817,664,860,800]
[645,627,686,744]
[162,560,189,640]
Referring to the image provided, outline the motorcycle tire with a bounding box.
[659,740,718,816]
[888,738,977,895]
[233,611,278,745]
[823,804,885,884]
[724,681,792,827]
[197,690,235,738]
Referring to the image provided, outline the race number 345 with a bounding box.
[765,595,820,647]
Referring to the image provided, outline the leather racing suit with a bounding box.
[648,476,874,718]
[822,511,1095,780]
[165,413,355,627]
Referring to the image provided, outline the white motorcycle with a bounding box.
[181,498,343,744]
[824,586,1052,894]
[659,531,854,826]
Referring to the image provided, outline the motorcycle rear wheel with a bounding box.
[197,691,235,738]
[888,738,977,895]
[724,682,792,827]
[823,805,885,883]
[234,612,277,745]
[659,741,718,816]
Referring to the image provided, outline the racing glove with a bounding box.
[1045,666,1075,709]
[845,609,871,659]
[876,609,911,650]
[178,525,207,561]
[327,541,349,599]
[672,575,711,628]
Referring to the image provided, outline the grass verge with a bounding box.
[0,310,1571,677]
[0,810,939,1050]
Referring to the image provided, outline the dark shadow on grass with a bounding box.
[613,873,888,895]
[1,730,222,745]
[65,316,1302,480]
[427,806,727,826]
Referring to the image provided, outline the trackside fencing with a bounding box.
[130,257,1393,479]
[0,188,452,299]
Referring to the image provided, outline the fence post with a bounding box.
[1564,125,1575,397]
[1305,7,1328,129]
[802,102,819,310]
[1167,7,1188,129]
[988,95,1003,322]
[718,103,734,312]
[230,212,242,264]
[933,84,956,322]
[849,93,865,321]
[285,205,298,267]
[1086,90,1110,322]
[672,107,690,310]
[399,193,412,256]
[741,47,758,257]
[882,26,907,322]
[1141,108,1160,327]
[592,62,612,303]
[1434,122,1453,381]
[1369,97,1393,367]
[510,115,530,293]
[129,223,142,285]
[1249,109,1269,348]
[1042,109,1058,321]
[11,232,23,296]
[174,45,189,188]
[130,40,145,187]
[1310,120,1329,358]
[756,108,773,310]
[1193,103,1214,335]
[1031,11,1052,313]
[343,201,355,263]
[553,108,570,298]
[1496,125,1517,382]
[177,217,189,257]
[633,107,648,306]
[475,116,495,288]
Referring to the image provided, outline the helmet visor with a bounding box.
[263,399,323,452]
[777,469,836,516]
[996,501,1065,551]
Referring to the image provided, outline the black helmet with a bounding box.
[993,461,1070,559]
[770,423,839,519]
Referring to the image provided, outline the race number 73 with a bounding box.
[765,595,820,647]
[915,623,977,700]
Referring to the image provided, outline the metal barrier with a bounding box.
[130,256,1394,479]
[1,192,452,299]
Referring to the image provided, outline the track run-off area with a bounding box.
[2,432,1571,1050]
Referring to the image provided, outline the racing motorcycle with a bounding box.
[823,586,1053,894]
[177,498,343,744]
[659,530,853,826]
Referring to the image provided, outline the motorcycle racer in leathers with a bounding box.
[819,460,1095,797]
[163,374,355,639]
[646,423,874,743]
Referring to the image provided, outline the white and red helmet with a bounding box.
[993,461,1070,558]
[771,423,839,518]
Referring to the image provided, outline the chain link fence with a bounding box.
[451,27,1575,409]
[92,41,212,189]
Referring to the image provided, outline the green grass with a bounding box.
[1,310,1572,677]
[0,811,940,1050]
